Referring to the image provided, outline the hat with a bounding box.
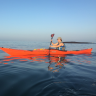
[57,37,62,40]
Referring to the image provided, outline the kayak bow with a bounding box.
[0,47,93,56]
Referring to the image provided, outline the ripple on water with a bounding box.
[0,44,96,96]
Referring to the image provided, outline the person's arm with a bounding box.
[51,42,58,46]
[51,40,58,46]
[50,43,62,48]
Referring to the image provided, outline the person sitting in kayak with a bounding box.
[50,37,65,50]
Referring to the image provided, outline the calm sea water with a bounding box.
[0,41,96,96]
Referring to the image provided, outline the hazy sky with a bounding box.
[0,0,96,42]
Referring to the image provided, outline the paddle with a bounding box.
[50,34,55,45]
[49,34,55,55]
[62,41,96,44]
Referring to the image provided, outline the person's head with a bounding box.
[57,37,62,42]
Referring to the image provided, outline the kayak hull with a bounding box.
[0,47,93,56]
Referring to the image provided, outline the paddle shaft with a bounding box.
[50,37,53,45]
[49,34,54,56]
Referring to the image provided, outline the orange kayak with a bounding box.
[0,47,93,56]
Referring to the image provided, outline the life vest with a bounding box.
[56,42,65,50]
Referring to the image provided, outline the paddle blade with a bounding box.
[51,34,55,38]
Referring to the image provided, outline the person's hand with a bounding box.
[51,40,52,42]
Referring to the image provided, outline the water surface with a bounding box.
[0,41,96,96]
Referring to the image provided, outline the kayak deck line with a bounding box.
[0,47,93,56]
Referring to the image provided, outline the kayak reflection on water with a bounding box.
[0,54,92,72]
[0,54,69,72]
